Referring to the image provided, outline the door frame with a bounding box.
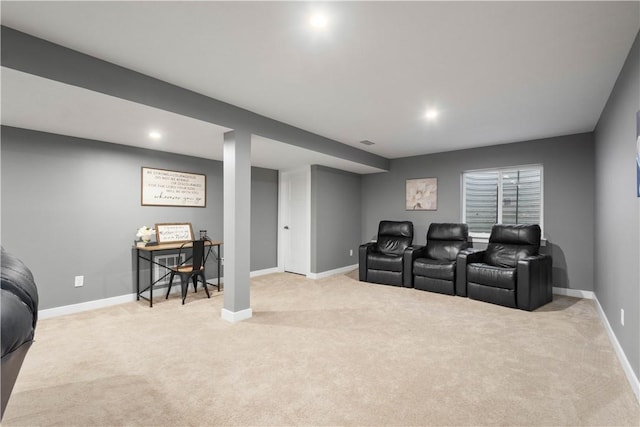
[277,166,311,276]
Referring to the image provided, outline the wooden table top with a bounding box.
[134,240,223,251]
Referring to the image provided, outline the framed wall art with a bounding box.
[155,222,194,244]
[141,167,206,207]
[406,177,437,211]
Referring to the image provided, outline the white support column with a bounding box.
[221,130,252,322]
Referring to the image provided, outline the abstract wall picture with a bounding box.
[406,177,437,210]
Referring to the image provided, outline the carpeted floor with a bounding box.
[3,271,639,426]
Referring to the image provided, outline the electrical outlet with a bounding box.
[74,275,84,287]
[349,249,353,256]
[621,309,624,326]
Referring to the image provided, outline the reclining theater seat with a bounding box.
[1,247,39,420]
[359,220,414,287]
[456,224,552,311]
[404,223,470,294]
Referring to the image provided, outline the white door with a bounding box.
[280,168,309,275]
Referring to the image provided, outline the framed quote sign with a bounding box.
[141,167,206,207]
[155,223,194,244]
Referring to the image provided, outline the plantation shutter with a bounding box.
[464,167,542,235]
[464,171,498,234]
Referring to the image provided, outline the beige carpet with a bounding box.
[3,271,639,426]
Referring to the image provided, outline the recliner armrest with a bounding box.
[402,245,425,288]
[358,242,377,281]
[456,249,485,296]
[516,254,553,311]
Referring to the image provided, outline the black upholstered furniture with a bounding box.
[1,247,38,420]
[404,223,470,294]
[359,221,415,287]
[457,224,552,310]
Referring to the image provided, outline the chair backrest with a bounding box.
[485,224,541,268]
[178,240,207,270]
[376,221,413,255]
[425,223,470,261]
[191,240,206,270]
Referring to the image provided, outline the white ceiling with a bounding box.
[1,67,384,174]
[1,1,639,173]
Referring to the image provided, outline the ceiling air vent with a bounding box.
[359,140,375,146]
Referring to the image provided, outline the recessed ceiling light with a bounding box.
[309,13,328,29]
[425,109,439,120]
[148,131,162,140]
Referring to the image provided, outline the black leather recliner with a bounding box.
[456,224,552,311]
[404,223,470,294]
[359,221,415,287]
[1,247,39,420]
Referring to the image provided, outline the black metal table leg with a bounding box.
[217,244,221,291]
[149,250,154,307]
[136,248,140,301]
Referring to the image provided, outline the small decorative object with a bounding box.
[406,177,437,210]
[136,226,155,245]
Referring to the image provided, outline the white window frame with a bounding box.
[461,164,544,243]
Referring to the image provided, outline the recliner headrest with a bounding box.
[427,223,469,241]
[378,220,413,238]
[1,247,38,325]
[489,224,541,245]
[1,247,39,360]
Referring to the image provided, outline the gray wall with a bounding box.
[361,133,595,292]
[594,30,639,378]
[1,126,278,310]
[250,167,279,272]
[310,165,361,273]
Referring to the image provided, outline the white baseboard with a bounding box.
[35,268,277,320]
[307,264,358,280]
[553,287,594,299]
[221,307,253,323]
[38,293,136,319]
[250,267,281,277]
[593,295,640,403]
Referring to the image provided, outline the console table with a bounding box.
[134,240,222,307]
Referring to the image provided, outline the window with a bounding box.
[462,166,543,238]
